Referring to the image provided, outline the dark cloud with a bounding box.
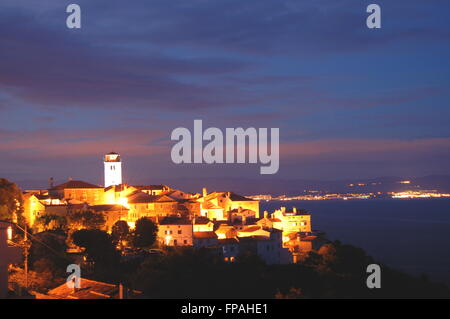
[0,0,449,182]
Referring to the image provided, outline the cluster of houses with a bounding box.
[22,153,320,264]
[1,152,322,297]
[23,184,319,264]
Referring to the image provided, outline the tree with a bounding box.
[33,214,67,232]
[0,178,24,224]
[72,229,120,266]
[68,210,106,230]
[112,220,130,247]
[29,230,70,283]
[132,217,158,248]
[71,229,122,282]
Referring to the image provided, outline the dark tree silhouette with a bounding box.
[132,217,158,248]
[0,178,24,225]
[72,229,120,266]
[68,210,106,230]
[112,220,130,247]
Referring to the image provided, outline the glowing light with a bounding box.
[217,233,226,239]
[127,222,135,229]
[7,226,13,241]
[165,235,172,245]
[117,197,129,208]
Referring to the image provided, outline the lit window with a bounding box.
[7,226,13,241]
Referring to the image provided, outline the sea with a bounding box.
[261,198,450,286]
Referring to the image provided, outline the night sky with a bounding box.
[1,1,450,190]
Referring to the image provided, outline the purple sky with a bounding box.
[1,0,450,190]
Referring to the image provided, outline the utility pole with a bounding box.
[24,223,29,289]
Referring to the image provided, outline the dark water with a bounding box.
[261,199,450,286]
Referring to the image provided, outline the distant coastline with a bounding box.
[248,190,450,201]
[261,198,450,286]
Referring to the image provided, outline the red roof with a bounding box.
[51,180,103,190]
[194,231,218,239]
[42,278,141,299]
[238,226,261,233]
[89,204,128,212]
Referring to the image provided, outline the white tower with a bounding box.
[104,152,122,187]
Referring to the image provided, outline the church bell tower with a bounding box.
[104,152,122,187]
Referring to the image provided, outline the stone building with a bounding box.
[198,188,260,220]
[157,217,194,247]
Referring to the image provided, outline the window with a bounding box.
[178,230,182,234]
[173,240,178,246]
[183,240,188,245]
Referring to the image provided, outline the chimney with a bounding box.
[202,187,207,197]
[49,177,54,189]
[264,211,269,218]
[119,283,124,299]
[281,207,286,213]
[238,207,242,213]
[242,215,247,225]
[293,207,297,213]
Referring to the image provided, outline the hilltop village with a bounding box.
[21,152,320,265]
[3,153,450,299]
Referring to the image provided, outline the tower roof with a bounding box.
[104,152,121,162]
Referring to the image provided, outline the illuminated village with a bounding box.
[0,152,322,299]
[2,152,448,299]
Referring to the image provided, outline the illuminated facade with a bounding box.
[199,189,260,220]
[271,207,312,234]
[157,217,193,246]
[49,180,104,204]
